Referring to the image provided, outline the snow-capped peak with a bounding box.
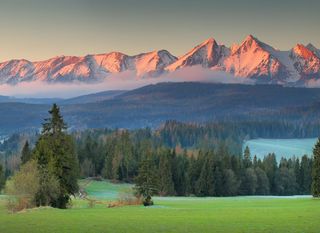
[290,44,320,78]
[293,44,317,59]
[306,43,320,58]
[133,50,177,77]
[223,35,288,82]
[165,37,228,71]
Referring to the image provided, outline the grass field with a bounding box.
[0,180,319,233]
[243,138,317,160]
[78,179,133,200]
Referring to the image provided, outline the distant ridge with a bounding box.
[2,82,320,135]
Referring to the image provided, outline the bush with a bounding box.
[5,160,40,212]
[143,195,154,206]
[108,188,142,208]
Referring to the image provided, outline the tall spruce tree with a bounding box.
[243,146,252,168]
[312,138,320,197]
[33,104,79,208]
[263,153,277,194]
[196,152,215,196]
[21,140,32,165]
[158,149,175,196]
[0,164,5,191]
[134,158,158,205]
[300,155,312,194]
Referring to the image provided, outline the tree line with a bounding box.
[73,128,316,196]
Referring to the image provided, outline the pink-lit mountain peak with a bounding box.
[293,44,319,60]
[234,34,275,54]
[290,44,320,76]
[306,43,320,58]
[222,34,290,81]
[1,35,320,85]
[165,37,227,71]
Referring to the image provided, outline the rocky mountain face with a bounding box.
[0,35,319,86]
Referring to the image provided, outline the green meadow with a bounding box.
[0,180,319,233]
[243,138,317,160]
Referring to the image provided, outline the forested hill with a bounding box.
[1,82,320,135]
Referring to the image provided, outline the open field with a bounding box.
[78,179,133,200]
[243,138,317,160]
[0,180,320,233]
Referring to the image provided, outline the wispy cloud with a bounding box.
[0,66,252,98]
[305,79,320,88]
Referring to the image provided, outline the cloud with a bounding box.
[0,66,253,98]
[163,66,253,84]
[305,79,320,88]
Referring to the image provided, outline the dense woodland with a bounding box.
[74,130,313,196]
[0,119,317,197]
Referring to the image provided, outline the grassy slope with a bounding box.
[0,181,320,233]
[243,138,317,160]
[78,179,133,200]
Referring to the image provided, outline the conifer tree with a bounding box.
[0,164,5,191]
[312,138,320,197]
[196,153,215,196]
[158,149,175,196]
[33,104,79,208]
[21,140,32,165]
[300,155,312,194]
[243,146,252,168]
[134,158,158,205]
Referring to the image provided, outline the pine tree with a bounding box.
[42,103,67,135]
[158,149,175,196]
[33,104,79,208]
[300,155,312,194]
[0,164,5,191]
[21,140,32,165]
[255,167,270,195]
[172,150,188,196]
[263,153,277,194]
[312,138,320,197]
[240,168,257,195]
[196,152,215,196]
[134,158,158,205]
[243,146,252,168]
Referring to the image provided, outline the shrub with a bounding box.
[108,188,142,208]
[5,160,40,212]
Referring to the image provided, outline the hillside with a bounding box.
[0,82,320,135]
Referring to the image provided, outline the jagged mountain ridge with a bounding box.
[0,35,319,85]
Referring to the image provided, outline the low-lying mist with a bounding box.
[0,67,252,98]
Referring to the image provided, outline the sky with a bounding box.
[0,0,319,62]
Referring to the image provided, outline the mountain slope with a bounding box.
[60,90,126,104]
[1,82,320,135]
[290,44,320,81]
[306,43,320,58]
[222,35,289,83]
[166,38,229,71]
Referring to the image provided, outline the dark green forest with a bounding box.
[1,119,317,197]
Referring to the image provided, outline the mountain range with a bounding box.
[1,35,320,86]
[1,82,320,136]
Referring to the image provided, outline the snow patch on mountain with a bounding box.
[166,38,229,71]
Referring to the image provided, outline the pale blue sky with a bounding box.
[0,0,319,61]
